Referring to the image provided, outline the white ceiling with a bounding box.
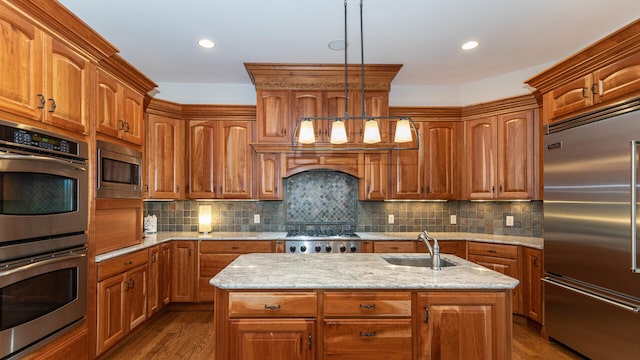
[58,0,639,97]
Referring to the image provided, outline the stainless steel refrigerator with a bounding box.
[544,99,640,359]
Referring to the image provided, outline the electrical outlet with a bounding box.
[253,214,260,224]
[388,214,395,224]
[506,216,514,227]
[450,215,457,225]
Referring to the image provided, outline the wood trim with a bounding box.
[182,104,256,121]
[146,98,184,118]
[244,63,402,91]
[461,94,539,120]
[526,18,640,93]
[99,54,157,95]
[4,0,117,60]
[389,106,462,120]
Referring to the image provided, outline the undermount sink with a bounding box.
[382,256,456,268]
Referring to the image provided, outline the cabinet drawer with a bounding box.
[97,250,148,281]
[200,240,273,253]
[200,254,240,276]
[229,292,317,318]
[323,319,412,359]
[373,241,415,253]
[468,242,518,259]
[324,292,411,317]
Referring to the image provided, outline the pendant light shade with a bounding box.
[330,120,348,144]
[363,119,381,144]
[394,118,413,143]
[298,119,316,144]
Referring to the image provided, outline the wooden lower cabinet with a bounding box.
[215,289,512,360]
[522,247,543,324]
[323,319,412,359]
[372,240,416,253]
[96,250,148,356]
[171,241,197,302]
[148,243,172,315]
[416,291,512,360]
[229,319,316,360]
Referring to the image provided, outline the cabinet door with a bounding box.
[97,274,126,355]
[523,248,543,324]
[0,4,44,121]
[292,91,326,143]
[229,319,315,360]
[465,117,497,200]
[256,90,290,143]
[120,86,144,145]
[127,265,147,331]
[159,243,172,307]
[187,120,217,198]
[255,152,282,200]
[545,75,593,121]
[171,241,196,302]
[424,121,461,200]
[390,120,424,199]
[417,292,510,360]
[497,111,533,199]
[594,51,640,105]
[43,38,90,134]
[148,246,160,316]
[96,70,120,138]
[219,120,253,198]
[359,153,388,200]
[467,254,521,314]
[147,114,184,199]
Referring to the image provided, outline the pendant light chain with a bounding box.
[360,0,366,119]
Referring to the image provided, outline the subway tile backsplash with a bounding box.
[144,171,542,237]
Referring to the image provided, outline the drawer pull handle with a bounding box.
[359,304,376,310]
[125,261,133,265]
[359,331,377,337]
[486,249,497,253]
[264,304,281,310]
[424,306,429,323]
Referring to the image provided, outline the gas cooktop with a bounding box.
[285,230,361,254]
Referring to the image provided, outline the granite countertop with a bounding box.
[95,231,543,262]
[209,253,519,290]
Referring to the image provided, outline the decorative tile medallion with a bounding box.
[285,171,357,224]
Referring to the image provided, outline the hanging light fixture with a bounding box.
[293,0,418,151]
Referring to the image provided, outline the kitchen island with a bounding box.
[210,253,518,360]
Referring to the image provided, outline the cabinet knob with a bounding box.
[124,122,130,132]
[118,120,125,130]
[581,87,588,98]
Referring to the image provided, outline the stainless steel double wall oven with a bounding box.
[0,120,88,359]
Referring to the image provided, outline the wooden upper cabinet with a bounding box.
[255,153,282,200]
[325,90,361,143]
[497,111,534,199]
[465,117,497,200]
[292,91,325,143]
[424,121,461,199]
[146,114,185,199]
[390,120,424,199]
[97,70,145,145]
[544,75,593,120]
[390,120,460,200]
[187,120,217,198]
[359,153,388,200]
[0,4,45,121]
[361,91,390,143]
[256,90,290,143]
[465,110,534,200]
[187,120,254,199]
[593,51,640,104]
[42,38,90,134]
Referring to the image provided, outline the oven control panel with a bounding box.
[0,120,85,159]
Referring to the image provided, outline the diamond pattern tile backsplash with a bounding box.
[144,171,543,237]
[285,171,357,225]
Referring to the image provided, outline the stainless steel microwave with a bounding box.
[96,140,142,198]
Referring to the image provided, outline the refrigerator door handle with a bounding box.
[543,277,640,314]
[632,140,640,273]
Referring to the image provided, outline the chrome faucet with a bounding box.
[418,230,441,270]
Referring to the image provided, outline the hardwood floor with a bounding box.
[102,306,585,359]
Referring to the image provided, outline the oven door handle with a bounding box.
[0,252,86,287]
[0,153,86,172]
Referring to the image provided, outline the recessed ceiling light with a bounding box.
[328,39,346,51]
[461,41,479,50]
[198,39,215,49]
